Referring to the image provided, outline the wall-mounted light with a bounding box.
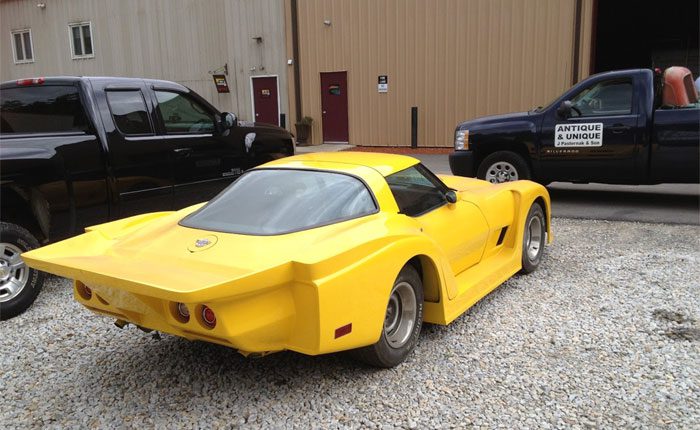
[36,3,46,8]
[323,20,331,26]
[252,36,263,44]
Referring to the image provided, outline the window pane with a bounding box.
[81,25,92,55]
[572,80,633,116]
[71,26,82,56]
[13,33,24,61]
[181,170,377,235]
[0,86,89,133]
[155,91,215,133]
[22,32,33,60]
[106,91,152,135]
[386,165,446,216]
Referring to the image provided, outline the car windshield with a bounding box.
[180,169,377,235]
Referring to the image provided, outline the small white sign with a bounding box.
[555,123,603,147]
[378,83,388,93]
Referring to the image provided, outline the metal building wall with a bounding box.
[0,0,290,125]
[293,0,592,147]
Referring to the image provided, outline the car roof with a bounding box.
[262,152,419,177]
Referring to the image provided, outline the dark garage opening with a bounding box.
[593,0,699,78]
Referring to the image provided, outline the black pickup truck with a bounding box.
[449,68,700,185]
[0,76,294,319]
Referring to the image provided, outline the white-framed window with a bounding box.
[11,29,34,64]
[68,22,94,59]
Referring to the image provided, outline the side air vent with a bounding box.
[496,226,508,246]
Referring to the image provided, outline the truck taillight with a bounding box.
[17,77,45,86]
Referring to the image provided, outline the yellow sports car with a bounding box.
[23,152,551,367]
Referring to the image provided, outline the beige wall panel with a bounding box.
[1,0,290,127]
[296,0,583,146]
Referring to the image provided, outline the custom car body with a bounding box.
[22,152,552,367]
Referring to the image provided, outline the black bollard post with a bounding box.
[411,106,418,149]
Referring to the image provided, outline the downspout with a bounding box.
[572,0,583,85]
[291,0,302,122]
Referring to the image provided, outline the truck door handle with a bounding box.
[609,124,631,134]
[173,147,192,157]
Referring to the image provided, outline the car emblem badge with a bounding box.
[188,235,218,252]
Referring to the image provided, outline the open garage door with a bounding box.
[593,0,699,77]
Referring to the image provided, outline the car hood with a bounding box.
[456,111,530,130]
[237,121,289,134]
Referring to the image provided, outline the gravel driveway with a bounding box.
[2,218,699,429]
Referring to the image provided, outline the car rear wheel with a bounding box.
[477,151,531,183]
[0,222,45,320]
[521,203,546,274]
[351,265,423,368]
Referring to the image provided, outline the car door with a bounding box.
[151,88,245,209]
[385,164,489,277]
[539,77,641,182]
[95,82,174,218]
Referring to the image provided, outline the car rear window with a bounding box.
[0,85,89,134]
[180,169,377,235]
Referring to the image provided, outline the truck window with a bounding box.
[155,91,215,134]
[105,90,153,135]
[571,79,633,117]
[0,85,89,134]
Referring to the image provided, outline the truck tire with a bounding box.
[477,151,531,183]
[0,222,45,320]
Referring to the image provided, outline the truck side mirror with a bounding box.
[221,112,237,129]
[557,101,573,119]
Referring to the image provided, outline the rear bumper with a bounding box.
[449,150,476,177]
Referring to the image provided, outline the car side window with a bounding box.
[386,164,447,216]
[571,79,633,117]
[105,90,153,135]
[155,91,215,134]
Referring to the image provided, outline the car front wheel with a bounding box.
[521,203,546,274]
[477,151,531,183]
[352,265,424,368]
[0,222,45,320]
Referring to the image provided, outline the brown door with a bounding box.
[320,71,349,143]
[252,76,279,125]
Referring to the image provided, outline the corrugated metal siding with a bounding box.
[295,0,585,146]
[0,0,290,126]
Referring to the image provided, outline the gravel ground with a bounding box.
[2,218,699,429]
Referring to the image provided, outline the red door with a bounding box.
[320,72,349,143]
[252,76,279,125]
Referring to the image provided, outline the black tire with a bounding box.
[477,151,531,183]
[351,265,424,368]
[520,203,546,274]
[0,222,45,320]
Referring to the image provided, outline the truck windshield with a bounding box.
[0,85,89,134]
[180,169,377,235]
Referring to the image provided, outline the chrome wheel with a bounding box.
[484,161,519,183]
[0,243,29,303]
[384,281,417,348]
[525,215,543,261]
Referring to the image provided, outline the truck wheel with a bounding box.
[520,203,546,274]
[477,151,531,183]
[0,222,45,320]
[351,265,424,368]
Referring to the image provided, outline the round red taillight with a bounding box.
[176,303,190,321]
[201,305,216,328]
